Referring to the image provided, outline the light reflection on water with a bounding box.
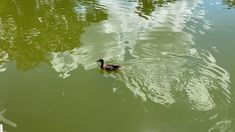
[0,51,8,72]
[49,0,230,112]
[0,0,234,131]
[209,119,235,132]
[111,48,230,111]
[0,109,17,128]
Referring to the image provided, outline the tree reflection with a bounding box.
[135,0,176,19]
[136,0,155,18]
[223,0,235,8]
[78,1,108,23]
[0,0,107,71]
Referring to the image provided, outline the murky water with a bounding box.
[0,0,235,131]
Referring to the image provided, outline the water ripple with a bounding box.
[47,0,231,112]
[209,120,235,132]
[0,50,9,72]
[112,49,230,111]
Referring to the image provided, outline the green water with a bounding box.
[0,0,235,131]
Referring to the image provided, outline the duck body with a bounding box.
[97,59,122,71]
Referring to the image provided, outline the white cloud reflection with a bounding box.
[50,0,230,112]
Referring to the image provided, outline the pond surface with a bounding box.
[0,0,235,131]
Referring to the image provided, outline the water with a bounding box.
[0,0,235,131]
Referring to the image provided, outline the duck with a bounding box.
[96,59,122,71]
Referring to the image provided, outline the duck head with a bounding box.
[96,59,104,63]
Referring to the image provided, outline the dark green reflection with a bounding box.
[0,0,107,71]
[156,0,177,6]
[136,0,176,19]
[223,0,235,8]
[136,0,155,17]
[135,0,176,19]
[77,1,108,23]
